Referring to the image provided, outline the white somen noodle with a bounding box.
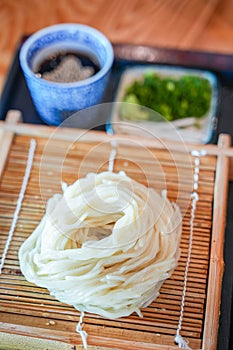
[19,171,182,319]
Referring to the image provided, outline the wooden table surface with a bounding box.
[1,0,233,93]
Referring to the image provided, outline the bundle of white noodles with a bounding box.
[19,171,182,319]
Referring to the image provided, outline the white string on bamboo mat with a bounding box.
[174,149,206,349]
[0,139,36,274]
[76,311,88,349]
[108,140,118,172]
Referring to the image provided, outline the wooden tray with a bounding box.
[0,111,232,350]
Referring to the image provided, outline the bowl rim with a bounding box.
[19,23,114,88]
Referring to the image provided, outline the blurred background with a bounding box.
[1,0,233,93]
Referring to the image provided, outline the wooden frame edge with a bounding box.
[0,110,22,179]
[202,134,231,350]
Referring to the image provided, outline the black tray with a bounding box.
[1,42,233,350]
[2,42,233,144]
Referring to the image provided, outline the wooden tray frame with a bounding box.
[0,110,233,350]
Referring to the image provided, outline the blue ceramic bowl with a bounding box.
[19,23,114,126]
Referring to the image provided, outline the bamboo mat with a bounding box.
[0,111,232,350]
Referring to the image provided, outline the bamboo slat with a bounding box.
[0,111,232,349]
